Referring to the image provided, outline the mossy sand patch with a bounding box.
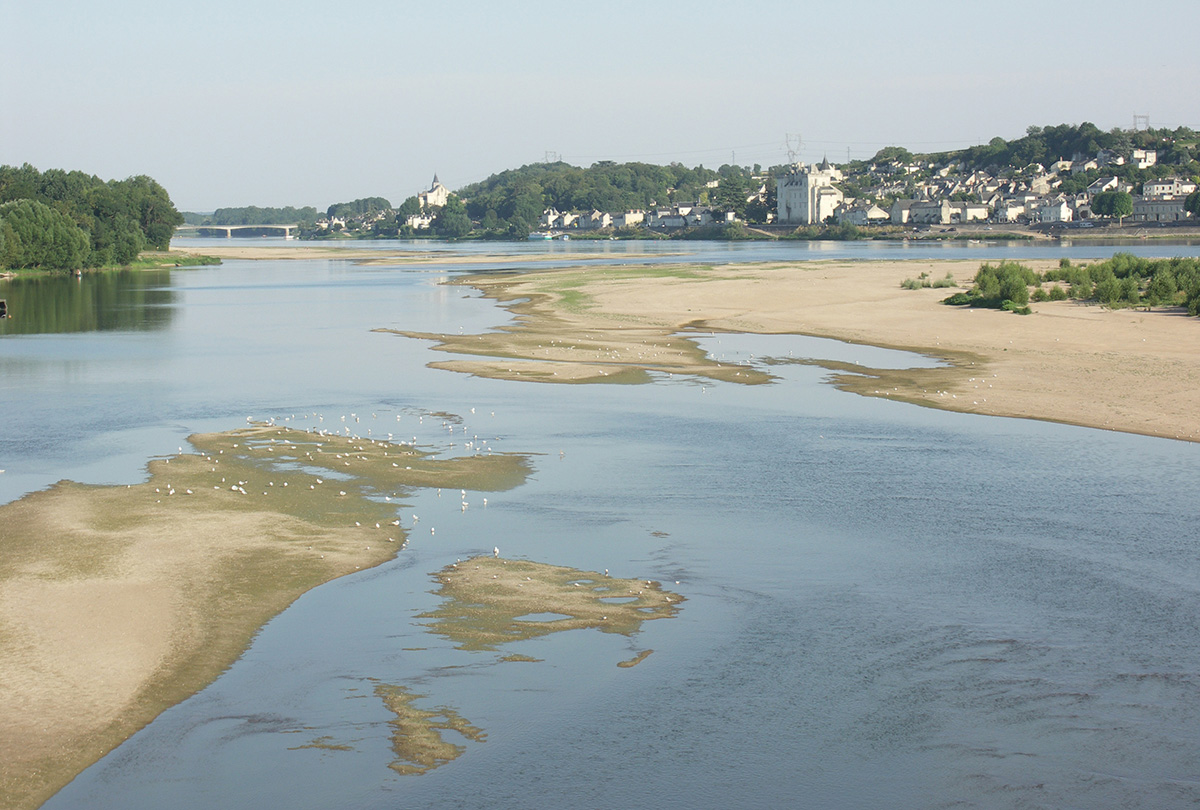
[420,556,683,652]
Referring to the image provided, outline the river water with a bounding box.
[4,239,1200,809]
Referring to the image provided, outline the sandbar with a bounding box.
[383,259,1200,442]
[0,423,529,810]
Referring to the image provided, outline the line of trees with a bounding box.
[942,255,1200,315]
[0,164,183,272]
[457,161,727,236]
[204,206,320,226]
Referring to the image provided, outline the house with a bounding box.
[777,159,844,225]
[1087,176,1119,196]
[1038,199,1073,223]
[994,200,1026,223]
[835,202,890,226]
[612,210,645,229]
[909,200,954,225]
[1131,148,1157,169]
[950,201,989,223]
[1132,197,1188,222]
[577,210,612,230]
[890,199,916,224]
[1142,177,1197,198]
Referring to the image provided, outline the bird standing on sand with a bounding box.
[493,546,500,558]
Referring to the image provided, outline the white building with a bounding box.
[1132,197,1188,222]
[613,210,645,229]
[835,202,890,226]
[777,159,844,225]
[1038,199,1073,223]
[1131,149,1157,169]
[1142,177,1197,198]
[418,175,450,209]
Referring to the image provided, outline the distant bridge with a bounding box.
[176,224,299,239]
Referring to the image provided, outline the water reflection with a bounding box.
[0,269,175,334]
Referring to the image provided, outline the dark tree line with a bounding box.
[206,205,320,226]
[0,164,183,271]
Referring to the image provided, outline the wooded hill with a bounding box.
[1,164,183,272]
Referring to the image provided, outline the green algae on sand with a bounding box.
[420,556,684,652]
[375,684,487,775]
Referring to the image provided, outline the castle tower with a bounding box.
[776,161,844,225]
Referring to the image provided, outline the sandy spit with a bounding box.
[384,259,1200,443]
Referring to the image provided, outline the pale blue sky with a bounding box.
[3,0,1196,211]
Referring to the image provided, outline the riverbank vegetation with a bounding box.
[1,164,183,272]
[941,255,1200,315]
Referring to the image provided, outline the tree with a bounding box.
[1186,190,1200,218]
[432,196,472,238]
[712,174,748,219]
[0,199,91,271]
[396,196,421,219]
[1092,191,1134,224]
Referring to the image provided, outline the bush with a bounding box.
[1048,285,1068,301]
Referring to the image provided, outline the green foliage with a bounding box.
[0,199,91,271]
[902,271,956,290]
[432,196,472,239]
[711,173,749,219]
[1092,190,1134,221]
[396,196,421,218]
[871,146,915,164]
[208,205,319,226]
[458,161,721,232]
[326,197,391,219]
[0,163,183,269]
[1186,190,1200,217]
[942,261,1039,310]
[1039,253,1200,312]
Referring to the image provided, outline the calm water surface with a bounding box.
[4,241,1200,809]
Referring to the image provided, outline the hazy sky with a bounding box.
[4,0,1197,211]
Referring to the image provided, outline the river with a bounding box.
[4,239,1200,809]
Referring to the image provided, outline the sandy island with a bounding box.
[378,259,1200,443]
[0,423,530,810]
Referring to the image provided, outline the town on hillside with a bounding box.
[211,124,1200,239]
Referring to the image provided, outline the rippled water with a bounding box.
[4,241,1200,809]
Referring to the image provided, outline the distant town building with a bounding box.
[1131,149,1157,169]
[777,160,844,225]
[1142,177,1196,199]
[1132,197,1188,222]
[418,175,450,209]
[835,201,889,226]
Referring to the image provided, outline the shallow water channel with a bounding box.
[4,240,1200,809]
